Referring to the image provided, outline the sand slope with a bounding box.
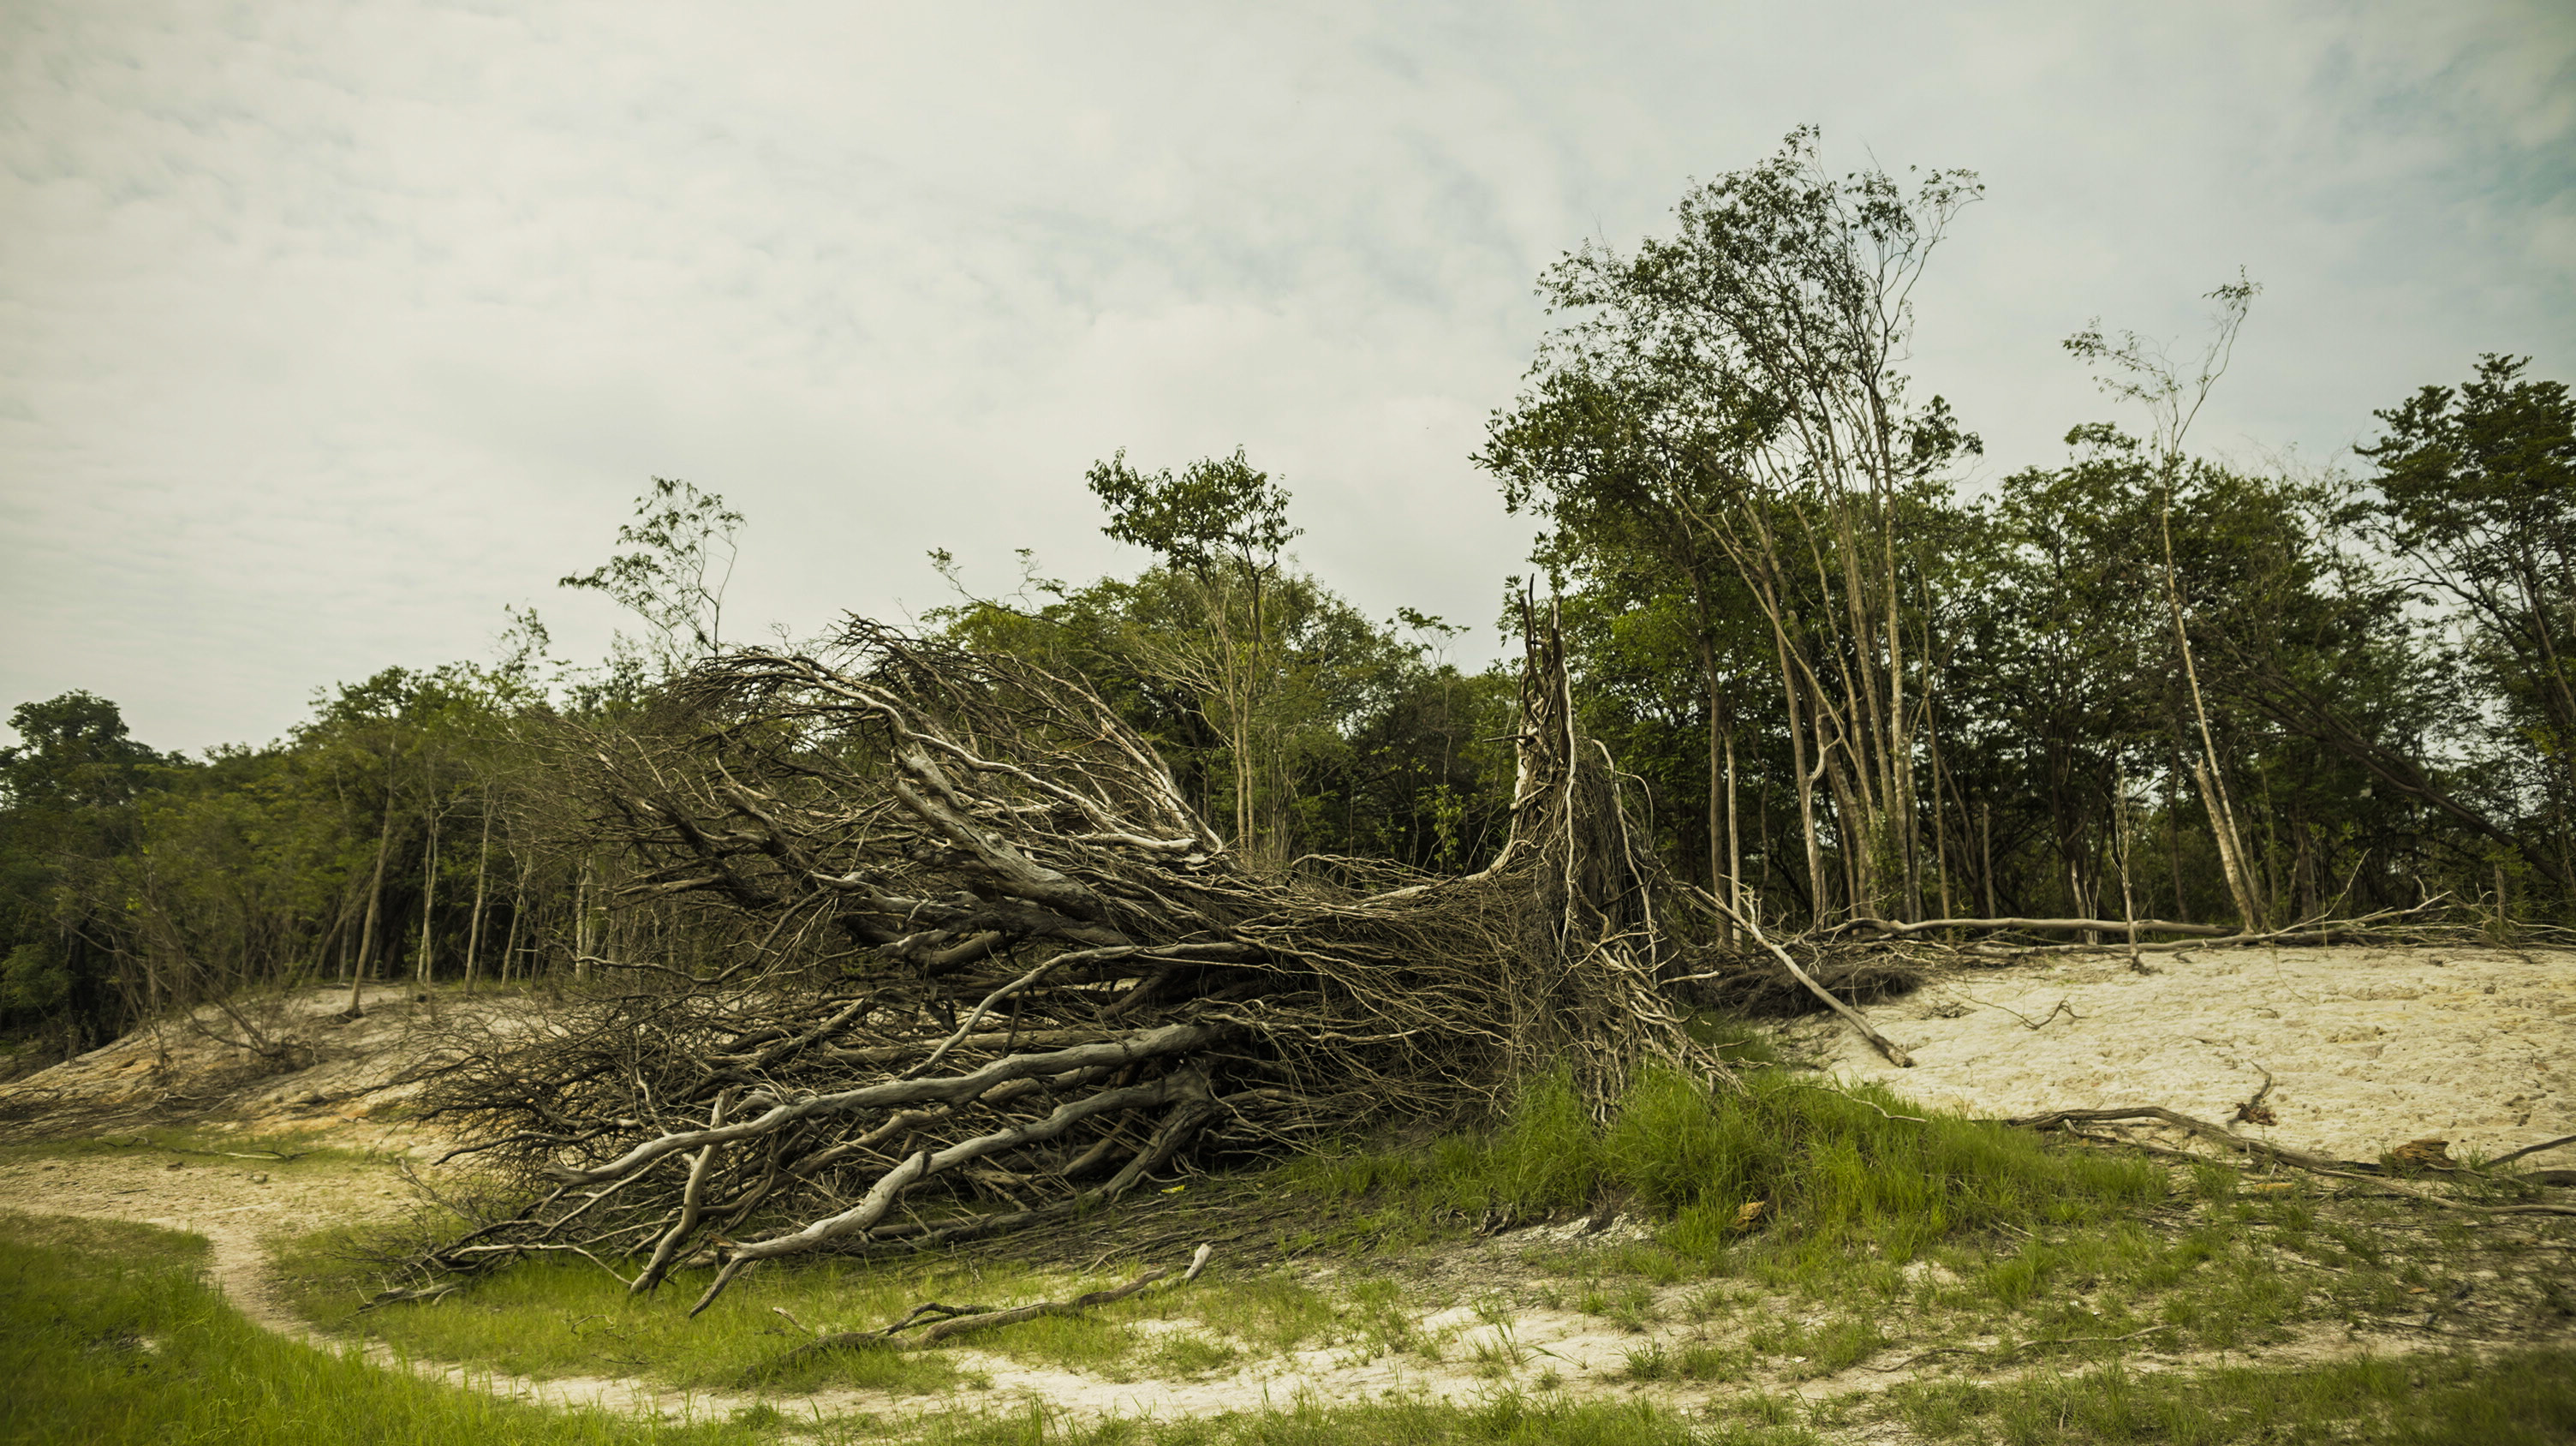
[1800,944,2575,1164]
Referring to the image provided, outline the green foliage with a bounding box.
[2357,354,2576,893]
[557,475,745,672]
[0,691,169,811]
[1,942,69,1012]
[927,545,1519,873]
[1086,447,1300,577]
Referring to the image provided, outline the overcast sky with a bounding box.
[4,1,2571,754]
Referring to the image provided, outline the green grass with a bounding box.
[281,1224,1357,1392]
[0,1121,386,1170]
[1275,1057,2576,1368]
[0,1210,772,1445]
[1881,1347,2576,1445]
[10,1144,2569,1446]
[296,1050,2569,1395]
[1284,1060,2167,1272]
[899,1390,1822,1446]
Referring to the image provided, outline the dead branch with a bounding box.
[1846,916,2235,939]
[778,1244,1216,1363]
[1693,884,1912,1066]
[2486,1134,2576,1169]
[2008,1107,2576,1216]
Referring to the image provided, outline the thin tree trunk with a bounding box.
[1927,700,1955,921]
[1778,632,1827,926]
[1699,641,1732,947]
[2166,762,2188,919]
[1980,801,1997,918]
[2162,487,2265,929]
[345,805,393,1018]
[575,858,593,982]
[2114,763,2144,972]
[462,800,492,993]
[415,807,440,984]
[1725,728,1745,933]
[498,857,527,985]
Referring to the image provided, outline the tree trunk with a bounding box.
[462,801,492,993]
[1725,727,1745,934]
[1698,641,1732,947]
[2162,488,2265,929]
[1980,801,1997,918]
[345,806,393,1018]
[415,807,440,984]
[498,857,527,985]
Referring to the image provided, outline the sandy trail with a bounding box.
[1804,943,2576,1165]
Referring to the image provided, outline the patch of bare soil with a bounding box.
[1803,943,2576,1163]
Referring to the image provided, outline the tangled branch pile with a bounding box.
[400,613,1715,1312]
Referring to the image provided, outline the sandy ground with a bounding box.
[0,983,531,1150]
[1804,943,2576,1165]
[0,956,2566,1430]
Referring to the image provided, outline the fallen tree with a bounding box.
[391,608,1721,1312]
[382,606,2496,1316]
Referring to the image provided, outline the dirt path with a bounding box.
[0,1144,1986,1423]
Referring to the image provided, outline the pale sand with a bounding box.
[1798,944,2576,1165]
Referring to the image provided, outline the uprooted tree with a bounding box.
[396,607,1730,1314]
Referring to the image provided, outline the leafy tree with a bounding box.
[1082,448,1305,863]
[0,692,167,811]
[2066,278,2271,927]
[2357,355,2576,896]
[1486,127,1983,925]
[0,694,173,1043]
[559,477,745,676]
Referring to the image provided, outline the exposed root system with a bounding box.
[391,611,1714,1311]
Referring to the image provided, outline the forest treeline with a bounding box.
[4,131,2571,1058]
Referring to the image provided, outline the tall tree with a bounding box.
[559,477,746,677]
[2066,278,2269,928]
[1487,127,1982,924]
[2358,355,2576,894]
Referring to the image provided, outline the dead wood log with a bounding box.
[1844,916,2238,939]
[1686,885,1912,1066]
